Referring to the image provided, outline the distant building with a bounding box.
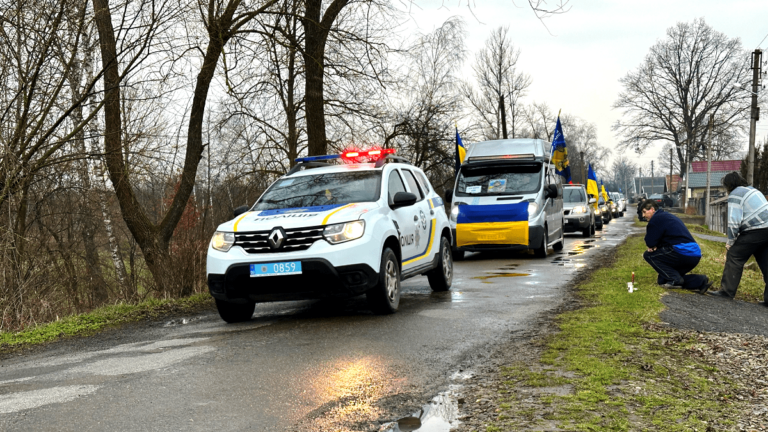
[685,159,741,214]
[633,177,667,197]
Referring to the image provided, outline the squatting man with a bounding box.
[641,200,713,293]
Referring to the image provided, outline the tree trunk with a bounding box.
[302,0,350,156]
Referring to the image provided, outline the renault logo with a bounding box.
[268,227,286,249]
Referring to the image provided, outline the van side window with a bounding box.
[388,171,407,205]
[401,170,425,200]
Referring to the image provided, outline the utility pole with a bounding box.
[669,147,673,196]
[651,160,654,197]
[500,95,508,139]
[747,49,762,185]
[580,151,585,184]
[706,114,713,226]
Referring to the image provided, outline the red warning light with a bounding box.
[339,147,395,163]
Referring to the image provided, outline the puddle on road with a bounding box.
[473,273,530,281]
[386,386,461,432]
[163,317,203,327]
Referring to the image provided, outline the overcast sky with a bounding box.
[403,0,768,171]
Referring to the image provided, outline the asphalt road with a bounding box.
[0,215,637,432]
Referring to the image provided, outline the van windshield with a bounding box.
[456,163,541,197]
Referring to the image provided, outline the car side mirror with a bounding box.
[589,198,596,204]
[233,205,249,218]
[545,184,558,199]
[444,189,453,203]
[391,192,418,209]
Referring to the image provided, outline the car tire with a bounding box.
[553,226,564,251]
[452,247,465,261]
[427,236,453,292]
[533,229,548,258]
[582,225,591,237]
[215,299,255,323]
[367,248,401,314]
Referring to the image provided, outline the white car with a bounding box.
[207,149,454,322]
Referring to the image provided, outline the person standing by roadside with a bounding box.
[641,200,712,293]
[709,172,768,306]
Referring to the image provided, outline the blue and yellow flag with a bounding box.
[587,164,599,209]
[455,127,466,176]
[456,202,529,247]
[550,116,571,183]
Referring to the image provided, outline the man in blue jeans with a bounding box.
[641,200,712,293]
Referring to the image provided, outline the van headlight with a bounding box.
[211,231,235,252]
[571,205,587,214]
[324,221,365,244]
[450,202,467,222]
[450,205,459,222]
[527,202,539,220]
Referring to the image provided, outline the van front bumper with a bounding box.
[451,226,543,252]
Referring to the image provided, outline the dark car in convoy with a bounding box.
[649,193,665,208]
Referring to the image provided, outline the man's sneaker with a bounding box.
[661,283,683,289]
[697,278,714,295]
[708,290,733,299]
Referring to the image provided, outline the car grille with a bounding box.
[234,226,325,254]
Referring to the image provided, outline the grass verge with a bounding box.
[0,294,214,353]
[484,235,755,431]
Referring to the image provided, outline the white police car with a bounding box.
[207,149,454,322]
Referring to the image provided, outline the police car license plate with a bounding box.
[250,262,302,277]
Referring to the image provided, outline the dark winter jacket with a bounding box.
[644,209,701,256]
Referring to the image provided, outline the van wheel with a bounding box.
[215,299,255,323]
[452,247,465,261]
[553,227,564,251]
[533,229,548,258]
[367,248,401,314]
[427,237,453,292]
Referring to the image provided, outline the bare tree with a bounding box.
[91,0,277,295]
[613,18,752,177]
[461,26,531,141]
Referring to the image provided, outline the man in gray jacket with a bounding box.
[709,172,768,306]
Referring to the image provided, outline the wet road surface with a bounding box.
[0,216,637,431]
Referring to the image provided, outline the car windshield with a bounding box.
[599,197,606,205]
[253,171,382,210]
[456,163,541,197]
[563,188,586,203]
[650,194,663,199]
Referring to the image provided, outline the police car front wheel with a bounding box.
[215,299,255,323]
[427,236,453,292]
[367,248,401,314]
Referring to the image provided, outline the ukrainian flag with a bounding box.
[550,116,571,182]
[456,202,529,247]
[601,183,609,203]
[455,127,466,175]
[587,164,599,210]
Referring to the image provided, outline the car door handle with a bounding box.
[414,215,419,222]
[430,209,435,216]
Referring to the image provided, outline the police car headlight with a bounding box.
[324,221,365,244]
[211,231,235,252]
[527,202,539,220]
[571,205,587,214]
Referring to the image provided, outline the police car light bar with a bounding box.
[295,148,396,164]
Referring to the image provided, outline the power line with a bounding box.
[758,30,768,49]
